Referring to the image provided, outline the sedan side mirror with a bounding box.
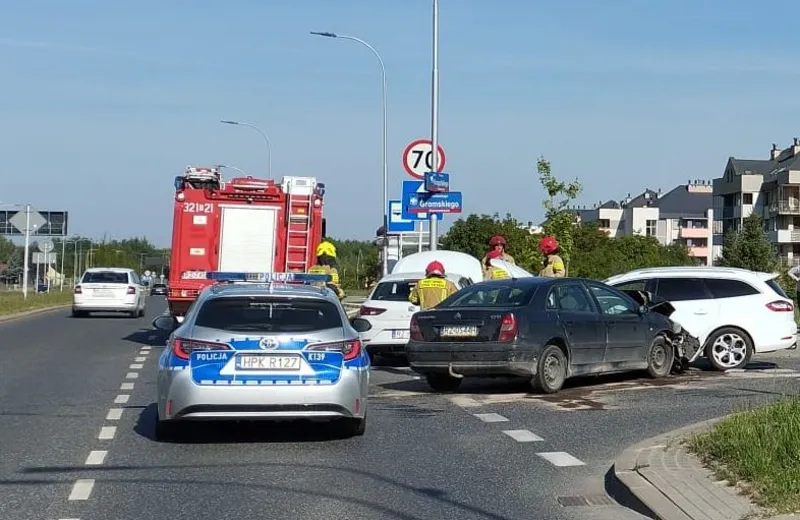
[637,305,649,315]
[152,315,178,331]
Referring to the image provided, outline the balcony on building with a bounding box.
[679,218,708,239]
[688,246,709,257]
[768,229,800,243]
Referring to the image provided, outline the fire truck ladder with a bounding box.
[284,179,314,272]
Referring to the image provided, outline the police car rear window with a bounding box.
[194,297,342,333]
[82,271,129,284]
[371,280,419,301]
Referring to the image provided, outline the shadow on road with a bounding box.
[604,465,656,519]
[123,328,168,347]
[134,403,362,444]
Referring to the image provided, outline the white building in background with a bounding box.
[713,138,800,266]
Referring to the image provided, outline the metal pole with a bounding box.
[73,241,79,287]
[60,239,66,291]
[309,31,389,276]
[220,121,272,178]
[429,0,440,251]
[22,205,31,298]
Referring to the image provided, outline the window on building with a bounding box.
[598,219,610,228]
[645,219,657,236]
[743,193,753,205]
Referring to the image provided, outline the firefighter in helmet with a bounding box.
[483,249,511,281]
[482,235,515,280]
[409,261,459,310]
[308,240,345,299]
[539,236,566,278]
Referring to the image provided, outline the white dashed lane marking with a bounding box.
[84,450,107,466]
[473,413,509,423]
[537,451,586,467]
[135,356,147,362]
[68,479,95,500]
[106,408,123,421]
[503,429,544,442]
[120,382,134,390]
[114,394,130,404]
[98,426,116,440]
[125,372,139,379]
[129,363,144,369]
[447,395,481,408]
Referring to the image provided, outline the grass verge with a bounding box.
[687,398,800,513]
[0,290,73,317]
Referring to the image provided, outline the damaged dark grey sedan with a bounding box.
[405,277,700,394]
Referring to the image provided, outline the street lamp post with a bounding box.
[429,0,440,251]
[219,120,273,178]
[310,30,389,277]
[215,164,249,177]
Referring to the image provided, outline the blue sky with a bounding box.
[2,0,799,247]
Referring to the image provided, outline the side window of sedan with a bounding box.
[587,284,639,316]
[549,284,595,313]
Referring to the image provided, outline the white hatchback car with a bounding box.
[73,267,148,318]
[605,266,797,370]
[354,251,483,361]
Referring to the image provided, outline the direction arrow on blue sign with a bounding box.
[403,191,463,215]
[386,199,415,233]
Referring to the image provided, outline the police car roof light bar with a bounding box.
[206,271,332,284]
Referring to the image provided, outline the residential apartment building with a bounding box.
[573,181,714,265]
[712,138,800,265]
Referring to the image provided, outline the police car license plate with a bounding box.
[440,325,478,337]
[236,354,301,370]
[391,330,410,340]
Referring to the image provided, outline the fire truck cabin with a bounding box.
[166,166,326,317]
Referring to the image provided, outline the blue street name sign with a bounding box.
[403,191,463,214]
[424,171,450,193]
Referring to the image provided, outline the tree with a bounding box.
[718,213,778,272]
[0,236,15,263]
[439,214,541,272]
[329,238,380,290]
[538,157,582,267]
[1,248,23,282]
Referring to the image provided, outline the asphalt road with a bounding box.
[2,297,799,520]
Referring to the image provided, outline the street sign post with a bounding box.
[402,138,446,179]
[387,200,415,233]
[401,181,438,221]
[404,191,463,215]
[424,171,449,193]
[9,206,48,299]
[38,239,54,253]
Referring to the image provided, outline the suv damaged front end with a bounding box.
[622,289,702,374]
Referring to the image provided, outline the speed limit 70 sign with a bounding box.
[402,138,446,179]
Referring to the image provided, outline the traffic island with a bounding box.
[0,291,72,321]
[614,411,800,520]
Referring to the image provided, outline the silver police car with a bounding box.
[151,271,370,441]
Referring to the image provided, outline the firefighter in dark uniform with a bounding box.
[308,240,345,300]
[408,261,459,310]
[538,236,566,278]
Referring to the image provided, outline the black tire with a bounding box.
[531,345,568,394]
[425,373,462,392]
[338,414,367,437]
[704,327,753,371]
[138,307,146,317]
[647,336,674,379]
[154,418,182,442]
[71,309,86,318]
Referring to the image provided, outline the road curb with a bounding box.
[0,303,71,323]
[613,417,730,520]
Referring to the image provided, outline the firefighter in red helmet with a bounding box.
[409,261,459,310]
[539,236,565,278]
[482,235,515,280]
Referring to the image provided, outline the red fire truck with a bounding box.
[166,166,326,317]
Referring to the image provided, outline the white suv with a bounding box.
[605,266,797,371]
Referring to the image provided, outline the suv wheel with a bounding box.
[705,327,753,371]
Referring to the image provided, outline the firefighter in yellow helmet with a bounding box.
[538,236,566,278]
[409,261,459,310]
[308,240,345,299]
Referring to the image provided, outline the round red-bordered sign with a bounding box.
[402,138,446,179]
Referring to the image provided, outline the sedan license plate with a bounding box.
[92,289,112,297]
[236,355,301,371]
[391,329,410,340]
[440,325,479,337]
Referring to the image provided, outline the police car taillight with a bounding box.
[307,339,362,361]
[171,337,231,360]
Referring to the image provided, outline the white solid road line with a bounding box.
[473,413,509,423]
[120,382,134,390]
[129,363,144,369]
[537,451,586,467]
[106,408,123,420]
[135,356,147,362]
[68,479,95,500]
[503,429,544,442]
[125,372,139,379]
[114,394,130,404]
[98,426,117,440]
[84,450,108,465]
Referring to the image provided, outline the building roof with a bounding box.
[653,185,712,219]
[728,158,773,176]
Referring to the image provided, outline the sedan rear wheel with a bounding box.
[531,345,567,394]
[646,336,674,379]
